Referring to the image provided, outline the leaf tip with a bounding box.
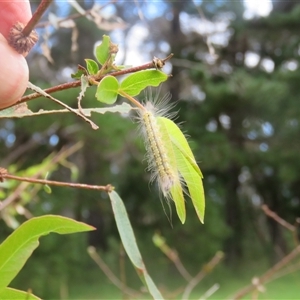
[180,216,186,224]
[87,224,96,230]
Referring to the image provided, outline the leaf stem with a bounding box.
[118,91,145,110]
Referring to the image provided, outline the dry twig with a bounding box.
[230,245,300,300]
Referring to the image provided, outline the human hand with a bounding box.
[0,1,32,109]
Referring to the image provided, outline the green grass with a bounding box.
[193,271,300,299]
[67,267,300,300]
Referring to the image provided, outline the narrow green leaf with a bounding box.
[0,287,41,300]
[170,183,186,224]
[160,117,202,178]
[85,59,99,75]
[95,35,110,65]
[144,273,164,300]
[96,76,119,104]
[109,191,143,268]
[157,117,205,223]
[158,118,204,212]
[173,147,205,223]
[109,191,164,299]
[157,117,186,223]
[119,70,168,96]
[0,215,94,292]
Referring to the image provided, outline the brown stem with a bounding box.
[261,204,299,246]
[261,204,295,232]
[27,82,99,130]
[18,81,82,105]
[231,245,300,300]
[22,0,53,36]
[153,233,192,281]
[0,143,83,211]
[0,54,173,111]
[182,251,224,300]
[87,246,141,298]
[164,247,192,282]
[0,168,113,193]
[8,0,52,55]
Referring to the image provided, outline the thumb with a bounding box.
[0,33,29,109]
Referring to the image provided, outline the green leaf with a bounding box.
[119,70,168,96]
[43,184,52,194]
[96,76,119,104]
[0,287,41,300]
[85,59,99,75]
[157,117,205,223]
[157,117,186,223]
[0,215,95,293]
[71,65,87,79]
[169,183,186,224]
[109,191,164,299]
[95,35,110,65]
[70,164,79,181]
[174,148,205,223]
[159,117,202,178]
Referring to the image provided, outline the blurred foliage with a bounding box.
[1,0,300,298]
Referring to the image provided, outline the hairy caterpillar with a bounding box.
[139,98,177,195]
[137,91,205,224]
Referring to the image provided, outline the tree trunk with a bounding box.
[223,164,244,262]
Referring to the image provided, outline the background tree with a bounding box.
[1,0,299,298]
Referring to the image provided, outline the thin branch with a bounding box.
[261,204,299,246]
[23,0,53,36]
[0,143,82,211]
[0,168,113,193]
[199,283,220,300]
[35,1,116,28]
[1,54,173,110]
[230,245,300,300]
[27,82,99,130]
[261,204,295,232]
[264,261,300,284]
[192,0,218,59]
[7,0,51,55]
[16,81,82,105]
[87,246,141,298]
[153,233,192,281]
[182,251,224,300]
